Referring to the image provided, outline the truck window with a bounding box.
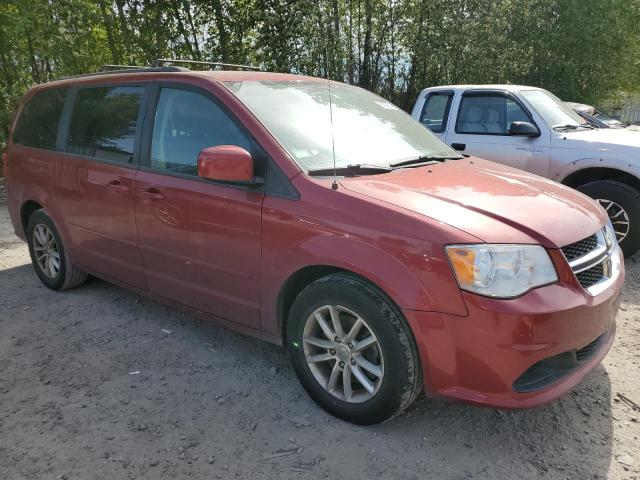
[456,94,530,135]
[13,88,68,150]
[67,86,144,164]
[419,92,452,133]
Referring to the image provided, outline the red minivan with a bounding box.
[5,67,624,424]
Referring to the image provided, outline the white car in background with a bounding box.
[411,84,640,257]
[566,102,640,131]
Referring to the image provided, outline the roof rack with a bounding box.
[58,65,188,80]
[152,58,260,71]
[56,59,259,82]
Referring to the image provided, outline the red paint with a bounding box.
[197,145,254,182]
[5,70,624,409]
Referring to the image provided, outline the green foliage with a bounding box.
[1,0,639,150]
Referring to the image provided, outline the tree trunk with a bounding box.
[359,0,372,89]
[184,0,202,58]
[211,0,230,63]
[99,0,121,64]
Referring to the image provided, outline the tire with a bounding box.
[577,180,640,258]
[26,209,88,290]
[286,273,422,425]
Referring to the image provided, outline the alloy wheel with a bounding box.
[32,224,60,279]
[597,198,630,243]
[302,304,384,403]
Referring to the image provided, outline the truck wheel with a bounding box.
[26,209,88,290]
[286,273,423,425]
[578,180,640,257]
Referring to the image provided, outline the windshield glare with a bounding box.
[224,80,458,171]
[521,89,587,128]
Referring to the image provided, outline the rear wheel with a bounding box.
[578,180,640,258]
[286,273,422,424]
[26,210,87,290]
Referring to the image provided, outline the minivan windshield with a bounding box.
[224,80,459,172]
[521,89,590,130]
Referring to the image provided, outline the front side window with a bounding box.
[13,88,68,150]
[67,86,144,163]
[224,80,457,171]
[150,88,251,176]
[456,94,530,135]
[419,92,452,133]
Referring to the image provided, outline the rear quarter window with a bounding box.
[13,88,68,150]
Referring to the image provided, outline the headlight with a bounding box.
[445,244,558,298]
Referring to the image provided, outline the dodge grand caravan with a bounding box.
[5,67,624,424]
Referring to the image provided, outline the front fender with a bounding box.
[259,196,470,338]
[551,155,640,184]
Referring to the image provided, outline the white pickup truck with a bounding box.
[411,84,640,257]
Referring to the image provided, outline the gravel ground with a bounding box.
[0,205,639,480]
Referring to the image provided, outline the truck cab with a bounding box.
[411,85,640,257]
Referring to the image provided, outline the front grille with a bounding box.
[561,234,598,261]
[575,263,604,289]
[513,332,607,393]
[561,229,615,294]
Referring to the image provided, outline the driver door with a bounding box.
[134,84,264,328]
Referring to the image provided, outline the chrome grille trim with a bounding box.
[561,228,621,296]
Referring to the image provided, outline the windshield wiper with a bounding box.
[307,163,392,177]
[390,155,463,168]
[554,123,594,131]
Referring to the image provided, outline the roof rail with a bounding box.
[152,58,260,71]
[57,65,190,81]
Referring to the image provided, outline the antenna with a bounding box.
[324,39,338,190]
[327,77,339,191]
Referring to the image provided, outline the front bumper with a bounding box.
[404,248,624,408]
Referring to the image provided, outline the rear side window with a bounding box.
[13,88,68,149]
[67,86,144,163]
[150,88,251,176]
[419,92,452,133]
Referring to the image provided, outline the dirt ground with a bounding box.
[0,196,639,479]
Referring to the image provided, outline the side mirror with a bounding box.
[197,145,261,185]
[509,121,540,137]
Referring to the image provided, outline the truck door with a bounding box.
[445,90,550,177]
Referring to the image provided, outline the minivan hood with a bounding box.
[340,158,607,247]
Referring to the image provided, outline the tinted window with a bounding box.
[150,88,251,176]
[67,86,144,163]
[419,93,452,133]
[456,94,530,135]
[13,88,68,149]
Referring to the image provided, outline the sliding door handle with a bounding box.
[136,187,165,201]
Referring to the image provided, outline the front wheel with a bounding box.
[286,273,422,424]
[578,180,640,258]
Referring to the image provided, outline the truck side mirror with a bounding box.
[509,122,540,137]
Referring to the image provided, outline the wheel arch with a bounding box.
[277,265,402,346]
[561,167,640,191]
[20,199,44,233]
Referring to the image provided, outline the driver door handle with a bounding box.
[451,143,466,151]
